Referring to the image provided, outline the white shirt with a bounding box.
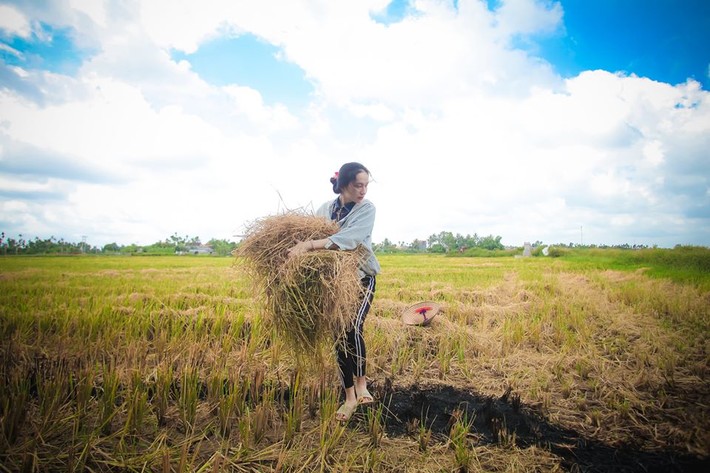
[316,198,381,277]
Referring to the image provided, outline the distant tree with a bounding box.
[427,231,503,253]
[207,238,238,256]
[479,235,504,250]
[103,242,121,252]
[429,243,446,253]
[428,231,456,252]
[168,232,190,252]
[374,238,397,253]
[121,244,142,254]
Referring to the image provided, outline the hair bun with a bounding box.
[330,175,339,193]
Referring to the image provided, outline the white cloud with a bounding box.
[0,0,708,248]
[494,0,563,37]
[223,85,299,130]
[0,4,32,38]
[69,0,108,28]
[643,140,664,166]
[0,175,65,195]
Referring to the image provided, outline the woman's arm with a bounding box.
[287,237,338,258]
[288,200,374,258]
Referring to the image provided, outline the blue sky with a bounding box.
[0,22,85,74]
[171,34,314,109]
[0,0,708,248]
[539,0,710,88]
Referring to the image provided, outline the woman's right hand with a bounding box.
[287,241,311,258]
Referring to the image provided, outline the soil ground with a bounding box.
[349,381,709,472]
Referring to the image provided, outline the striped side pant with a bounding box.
[337,275,376,389]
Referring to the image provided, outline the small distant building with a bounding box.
[412,240,428,251]
[522,242,532,257]
[187,245,214,255]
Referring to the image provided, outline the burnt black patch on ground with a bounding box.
[368,381,707,473]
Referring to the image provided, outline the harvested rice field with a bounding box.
[0,253,708,472]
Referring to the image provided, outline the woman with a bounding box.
[288,162,380,422]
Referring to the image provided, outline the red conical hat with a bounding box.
[401,301,441,326]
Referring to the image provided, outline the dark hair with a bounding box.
[330,162,370,194]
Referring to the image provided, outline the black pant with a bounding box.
[337,275,376,389]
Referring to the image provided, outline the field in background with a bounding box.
[0,251,708,472]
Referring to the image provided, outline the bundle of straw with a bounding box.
[236,212,364,351]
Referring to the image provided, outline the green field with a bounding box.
[0,251,708,472]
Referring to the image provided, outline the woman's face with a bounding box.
[340,171,369,204]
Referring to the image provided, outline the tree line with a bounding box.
[375,231,505,254]
[0,230,657,257]
[0,232,239,256]
[0,230,507,257]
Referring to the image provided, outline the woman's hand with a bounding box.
[287,241,313,258]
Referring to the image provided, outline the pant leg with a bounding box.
[337,275,376,389]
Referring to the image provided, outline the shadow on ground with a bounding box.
[366,381,707,473]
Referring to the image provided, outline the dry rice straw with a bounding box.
[236,212,364,353]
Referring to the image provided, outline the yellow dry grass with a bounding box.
[0,254,707,472]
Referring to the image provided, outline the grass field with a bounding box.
[0,251,708,472]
